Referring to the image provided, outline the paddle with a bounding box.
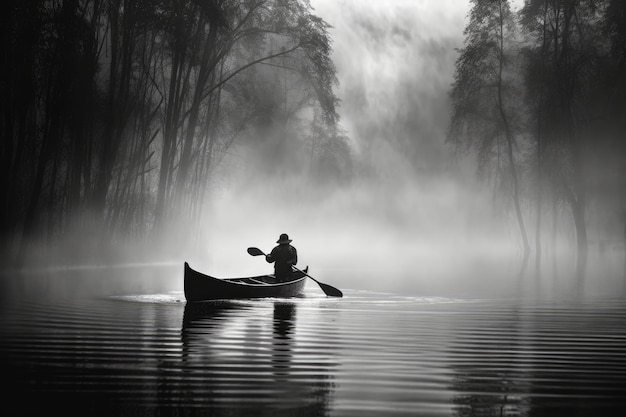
[247,247,343,297]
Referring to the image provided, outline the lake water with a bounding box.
[1,264,625,416]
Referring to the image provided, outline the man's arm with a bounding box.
[266,247,276,263]
[288,247,298,265]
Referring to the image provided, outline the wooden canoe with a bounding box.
[184,262,308,302]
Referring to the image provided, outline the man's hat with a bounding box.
[277,233,292,244]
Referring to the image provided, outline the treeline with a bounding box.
[449,0,626,275]
[1,0,348,263]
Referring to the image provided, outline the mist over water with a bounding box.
[199,176,625,299]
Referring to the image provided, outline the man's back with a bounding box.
[268,243,297,281]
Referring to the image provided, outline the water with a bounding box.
[1,265,625,416]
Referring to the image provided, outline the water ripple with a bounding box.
[1,288,626,416]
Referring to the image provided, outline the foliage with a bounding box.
[0,0,345,261]
[449,0,530,255]
[449,0,626,266]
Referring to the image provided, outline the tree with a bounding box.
[449,0,530,258]
[150,0,340,229]
[1,0,344,264]
[603,0,626,246]
[521,0,610,277]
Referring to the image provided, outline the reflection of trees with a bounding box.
[523,307,626,416]
[449,309,530,416]
[449,303,626,416]
[177,300,336,416]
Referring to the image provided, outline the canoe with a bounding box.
[184,262,308,302]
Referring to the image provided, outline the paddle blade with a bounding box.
[318,282,343,298]
[292,265,343,298]
[247,247,265,256]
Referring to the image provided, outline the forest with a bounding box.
[1,0,350,266]
[1,0,625,282]
[449,0,626,278]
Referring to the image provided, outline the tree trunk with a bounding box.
[571,195,588,281]
[497,0,530,259]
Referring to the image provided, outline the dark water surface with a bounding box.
[1,265,625,416]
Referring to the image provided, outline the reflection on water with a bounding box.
[449,308,530,416]
[1,267,625,416]
[180,300,336,416]
[271,302,296,377]
[448,303,626,416]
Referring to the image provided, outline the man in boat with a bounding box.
[266,233,298,282]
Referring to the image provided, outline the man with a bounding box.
[266,233,298,282]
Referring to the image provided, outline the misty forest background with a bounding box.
[2,0,626,286]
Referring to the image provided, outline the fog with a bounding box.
[180,0,624,298]
[192,0,484,287]
[7,0,625,299]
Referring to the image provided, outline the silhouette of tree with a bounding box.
[449,0,530,258]
[521,0,615,278]
[0,0,343,264]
